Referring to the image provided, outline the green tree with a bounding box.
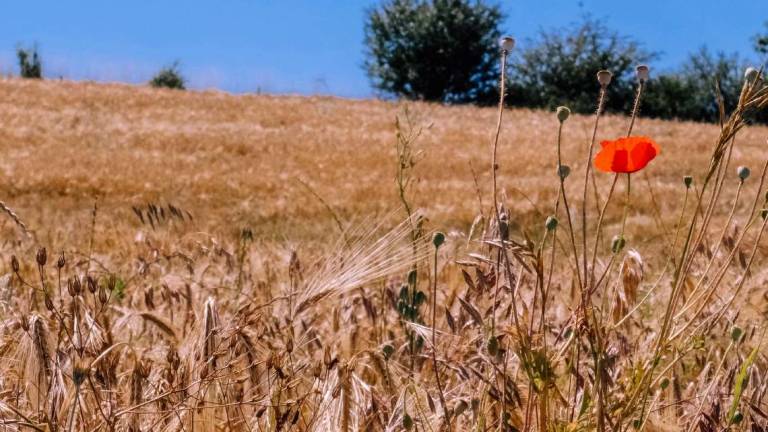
[363,0,503,103]
[509,16,653,113]
[149,62,186,90]
[753,21,768,58]
[643,48,746,123]
[16,45,42,79]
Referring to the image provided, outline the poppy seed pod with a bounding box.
[432,232,446,248]
[545,215,559,231]
[558,164,571,180]
[635,65,650,82]
[499,36,515,52]
[684,176,693,189]
[556,106,571,123]
[745,67,760,82]
[737,166,751,181]
[597,70,613,87]
[611,235,626,254]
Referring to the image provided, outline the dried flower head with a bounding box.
[499,36,515,52]
[745,67,760,82]
[597,70,613,87]
[556,106,570,123]
[36,248,47,266]
[635,65,650,82]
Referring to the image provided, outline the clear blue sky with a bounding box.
[0,0,764,97]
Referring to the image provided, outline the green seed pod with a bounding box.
[660,377,670,390]
[558,164,571,180]
[737,166,751,181]
[556,106,570,123]
[732,411,744,425]
[432,232,445,248]
[683,176,693,189]
[487,335,499,356]
[403,413,413,430]
[382,344,395,360]
[731,326,743,342]
[611,235,626,254]
[545,215,559,231]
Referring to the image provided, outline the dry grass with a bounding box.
[0,73,767,431]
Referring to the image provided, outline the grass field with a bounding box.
[1,75,768,431]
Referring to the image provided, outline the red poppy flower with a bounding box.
[594,136,660,173]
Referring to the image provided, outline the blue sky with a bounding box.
[0,0,764,97]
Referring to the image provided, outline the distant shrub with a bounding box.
[16,45,42,79]
[754,21,768,58]
[642,48,763,124]
[509,16,654,113]
[363,0,504,104]
[149,62,186,90]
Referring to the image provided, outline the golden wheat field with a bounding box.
[1,74,768,431]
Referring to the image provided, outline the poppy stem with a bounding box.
[626,81,645,137]
[619,173,631,241]
[589,174,618,290]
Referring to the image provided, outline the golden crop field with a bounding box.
[1,75,768,431]
[1,77,766,247]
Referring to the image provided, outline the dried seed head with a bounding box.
[11,255,19,273]
[36,247,47,266]
[73,277,82,296]
[499,36,515,52]
[44,294,55,312]
[545,215,559,231]
[558,164,571,180]
[683,175,693,189]
[285,337,293,354]
[737,166,751,181]
[745,67,760,82]
[556,106,570,123]
[597,70,613,87]
[87,276,97,294]
[323,345,332,367]
[635,64,650,82]
[620,250,643,303]
[57,252,65,269]
[98,285,108,304]
[67,278,76,297]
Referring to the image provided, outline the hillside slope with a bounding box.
[0,77,765,248]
